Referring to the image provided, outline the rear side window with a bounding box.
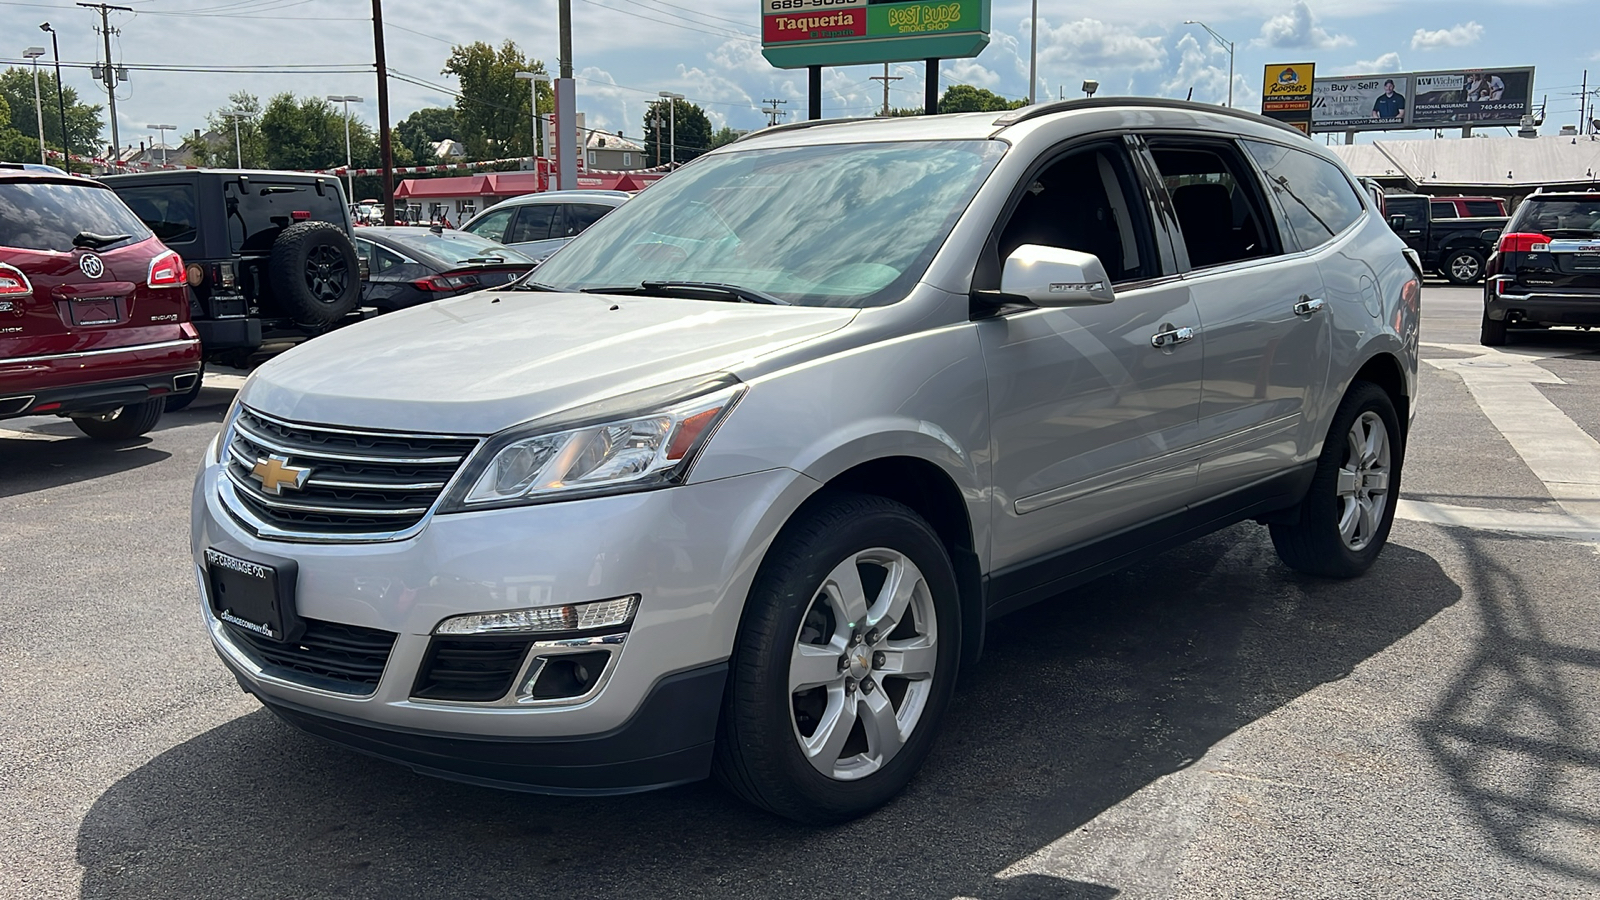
[563,203,614,236]
[1431,201,1456,220]
[1242,141,1365,250]
[508,204,558,243]
[1465,200,1503,217]
[1146,142,1278,269]
[224,179,346,254]
[112,183,198,244]
[0,181,153,252]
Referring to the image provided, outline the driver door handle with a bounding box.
[1151,325,1196,349]
[1294,297,1326,316]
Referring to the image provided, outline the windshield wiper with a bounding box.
[73,231,132,249]
[582,281,789,305]
[513,278,562,291]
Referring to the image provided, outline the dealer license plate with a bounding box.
[205,547,292,642]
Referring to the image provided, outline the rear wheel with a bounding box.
[71,397,164,440]
[1270,382,1402,578]
[1444,249,1484,285]
[1480,311,1508,346]
[269,221,361,326]
[714,493,960,823]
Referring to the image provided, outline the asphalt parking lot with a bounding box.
[3,283,1597,899]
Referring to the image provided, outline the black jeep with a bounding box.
[102,170,363,408]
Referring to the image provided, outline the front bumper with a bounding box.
[193,456,817,786]
[1485,286,1600,326]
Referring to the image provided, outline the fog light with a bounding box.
[434,595,638,636]
[523,650,612,699]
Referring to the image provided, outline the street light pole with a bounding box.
[1184,20,1234,108]
[658,91,683,166]
[1027,0,1037,105]
[24,47,46,165]
[146,122,174,167]
[515,71,550,161]
[325,95,363,201]
[40,24,69,172]
[224,109,249,167]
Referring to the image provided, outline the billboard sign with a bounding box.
[1411,67,1535,127]
[1312,74,1409,131]
[761,0,990,69]
[1261,63,1315,133]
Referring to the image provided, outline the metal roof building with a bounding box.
[1331,134,1600,202]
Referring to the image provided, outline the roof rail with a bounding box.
[991,96,1308,137]
[732,116,883,144]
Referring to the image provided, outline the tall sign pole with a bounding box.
[556,0,577,190]
[371,0,395,224]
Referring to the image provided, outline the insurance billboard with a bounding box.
[761,0,990,69]
[1308,66,1534,133]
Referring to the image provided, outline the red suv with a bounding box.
[0,167,201,439]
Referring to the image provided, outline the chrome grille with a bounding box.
[220,406,479,542]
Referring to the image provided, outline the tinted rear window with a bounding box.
[1511,199,1600,237]
[0,181,152,252]
[1465,200,1502,217]
[224,179,347,254]
[112,183,198,244]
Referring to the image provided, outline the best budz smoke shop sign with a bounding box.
[761,0,990,68]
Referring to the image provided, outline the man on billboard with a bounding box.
[1370,79,1405,121]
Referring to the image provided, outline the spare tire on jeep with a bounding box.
[268,221,361,326]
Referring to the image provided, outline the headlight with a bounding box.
[442,377,744,510]
[213,393,245,463]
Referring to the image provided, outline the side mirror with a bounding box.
[999,244,1114,306]
[1480,228,1502,245]
[1388,214,1407,230]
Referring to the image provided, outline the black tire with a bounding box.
[268,221,361,326]
[165,371,203,412]
[1443,249,1484,285]
[1270,382,1403,578]
[713,492,961,823]
[71,397,164,440]
[1480,311,1508,346]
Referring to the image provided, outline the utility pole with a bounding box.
[40,24,70,173]
[761,98,788,127]
[1027,0,1037,105]
[869,63,902,116]
[1577,70,1589,135]
[371,0,395,224]
[652,111,661,166]
[78,2,132,166]
[554,0,576,190]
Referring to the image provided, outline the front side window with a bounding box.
[995,143,1156,283]
[463,207,514,243]
[532,140,1006,308]
[1147,142,1277,269]
[0,181,153,252]
[1242,140,1365,250]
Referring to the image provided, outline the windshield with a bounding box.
[385,230,536,265]
[1514,198,1600,237]
[0,181,153,252]
[531,140,1006,307]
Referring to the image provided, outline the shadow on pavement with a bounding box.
[76,526,1457,899]
[1416,529,1600,885]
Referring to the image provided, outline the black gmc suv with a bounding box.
[1482,190,1600,346]
[102,170,362,408]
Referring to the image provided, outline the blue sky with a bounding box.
[0,0,1593,156]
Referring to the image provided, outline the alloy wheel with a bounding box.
[1451,254,1480,282]
[788,548,938,781]
[1335,410,1392,551]
[304,245,349,304]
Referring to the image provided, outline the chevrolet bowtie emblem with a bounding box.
[251,454,311,494]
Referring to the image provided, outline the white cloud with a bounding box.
[1331,52,1404,76]
[1159,33,1251,108]
[1410,21,1484,50]
[1036,18,1167,73]
[1253,1,1353,49]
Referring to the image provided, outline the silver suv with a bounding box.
[191,99,1420,823]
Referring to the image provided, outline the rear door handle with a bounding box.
[1151,325,1196,348]
[1293,297,1326,316]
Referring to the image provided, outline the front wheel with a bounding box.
[713,493,960,823]
[1270,382,1403,578]
[1444,249,1485,285]
[71,397,164,440]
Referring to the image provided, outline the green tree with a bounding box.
[642,98,712,166]
[707,125,743,150]
[0,95,38,162]
[0,67,104,169]
[396,106,456,165]
[937,85,1027,113]
[442,41,548,160]
[184,92,267,168]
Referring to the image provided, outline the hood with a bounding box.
[242,289,857,434]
